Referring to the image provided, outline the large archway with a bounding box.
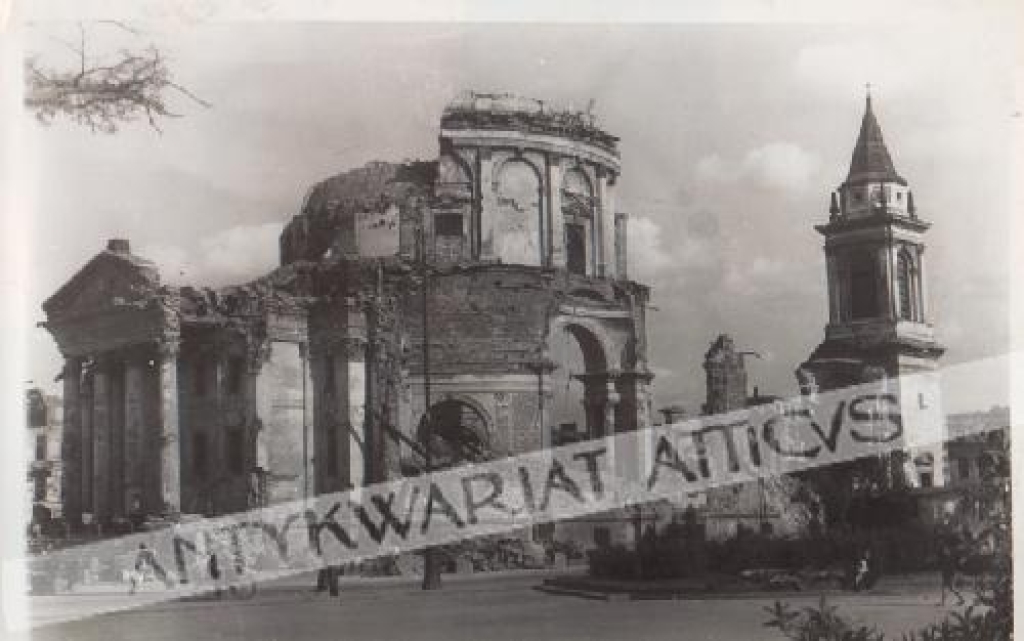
[547,322,611,445]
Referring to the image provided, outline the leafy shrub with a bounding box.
[765,597,884,641]
[587,545,638,579]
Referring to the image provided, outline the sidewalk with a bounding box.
[44,566,579,597]
[536,571,948,601]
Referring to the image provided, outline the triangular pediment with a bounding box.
[43,249,161,319]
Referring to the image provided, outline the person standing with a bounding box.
[938,529,965,606]
[853,550,871,592]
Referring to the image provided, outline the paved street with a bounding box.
[20,572,964,641]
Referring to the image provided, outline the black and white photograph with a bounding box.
[1,2,1020,640]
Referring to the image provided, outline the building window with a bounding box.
[897,250,914,321]
[33,475,46,502]
[958,457,971,481]
[35,434,47,461]
[226,357,244,396]
[434,213,463,237]
[227,430,244,474]
[565,223,587,275]
[919,472,933,488]
[193,432,208,477]
[849,257,878,320]
[326,426,338,477]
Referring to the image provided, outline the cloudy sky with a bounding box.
[19,16,1018,413]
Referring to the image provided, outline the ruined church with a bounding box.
[43,93,654,528]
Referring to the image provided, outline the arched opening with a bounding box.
[848,251,879,320]
[495,159,543,266]
[548,323,609,445]
[416,399,491,468]
[562,168,595,276]
[897,249,915,321]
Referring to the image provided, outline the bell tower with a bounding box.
[799,92,944,392]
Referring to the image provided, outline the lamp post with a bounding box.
[417,223,442,591]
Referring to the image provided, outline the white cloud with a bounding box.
[794,41,893,96]
[694,154,731,184]
[742,143,819,193]
[694,143,819,194]
[627,216,675,278]
[723,255,789,297]
[141,222,283,286]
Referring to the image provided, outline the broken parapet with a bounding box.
[441,91,619,154]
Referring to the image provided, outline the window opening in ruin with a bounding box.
[35,434,46,460]
[849,257,878,319]
[227,430,244,474]
[566,223,587,275]
[958,457,971,480]
[434,212,463,237]
[226,357,244,396]
[193,432,208,477]
[417,399,489,467]
[919,471,933,488]
[33,475,46,502]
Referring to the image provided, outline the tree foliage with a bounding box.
[766,430,1012,641]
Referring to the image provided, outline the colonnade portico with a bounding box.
[60,341,181,528]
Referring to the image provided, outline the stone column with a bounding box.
[603,175,618,279]
[346,337,368,487]
[300,342,316,500]
[826,254,840,324]
[478,149,497,260]
[157,340,181,516]
[595,170,608,277]
[80,368,94,516]
[546,155,565,268]
[91,358,111,523]
[109,359,126,520]
[916,246,929,323]
[614,212,628,279]
[879,244,894,319]
[61,358,82,525]
[124,352,146,516]
[604,376,620,436]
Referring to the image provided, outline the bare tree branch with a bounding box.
[25,24,210,134]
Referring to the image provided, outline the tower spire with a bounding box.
[845,88,905,187]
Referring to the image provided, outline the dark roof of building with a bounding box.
[845,95,907,187]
